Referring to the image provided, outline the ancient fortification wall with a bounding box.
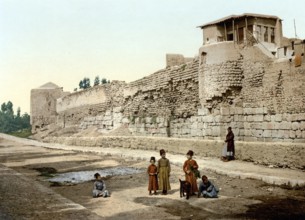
[55,81,126,129]
[37,46,305,143]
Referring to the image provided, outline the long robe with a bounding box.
[157,157,171,191]
[225,130,235,157]
[183,159,199,194]
[147,164,158,191]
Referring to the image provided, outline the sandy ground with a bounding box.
[0,136,305,220]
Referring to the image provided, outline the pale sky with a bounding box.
[1,0,304,114]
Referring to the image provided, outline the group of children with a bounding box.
[92,149,218,199]
[147,149,218,198]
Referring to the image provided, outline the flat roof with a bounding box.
[197,13,280,29]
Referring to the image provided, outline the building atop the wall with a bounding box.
[30,82,69,133]
[197,13,283,56]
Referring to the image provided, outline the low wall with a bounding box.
[43,136,305,170]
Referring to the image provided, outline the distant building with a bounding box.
[30,82,69,133]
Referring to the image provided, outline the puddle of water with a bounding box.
[48,167,143,184]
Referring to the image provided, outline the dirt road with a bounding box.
[0,136,304,219]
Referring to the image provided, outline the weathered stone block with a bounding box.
[113,106,122,113]
[283,130,290,139]
[222,115,233,123]
[291,122,300,131]
[239,129,244,136]
[246,115,253,122]
[205,128,212,136]
[296,130,302,138]
[122,118,130,124]
[197,122,204,129]
[277,130,284,139]
[262,122,273,130]
[244,129,251,136]
[220,107,230,115]
[255,107,264,114]
[262,130,272,138]
[244,122,251,129]
[274,114,282,122]
[214,115,221,122]
[279,121,291,130]
[282,113,291,122]
[244,108,252,115]
[290,130,296,138]
[105,110,112,116]
[273,122,280,130]
[251,123,262,129]
[253,115,264,122]
[96,115,104,121]
[205,115,214,123]
[301,122,305,130]
[229,108,235,115]
[264,115,271,122]
[235,107,243,115]
[211,127,219,136]
[233,115,239,122]
[191,122,198,129]
[198,108,209,116]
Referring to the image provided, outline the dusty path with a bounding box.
[0,134,305,219]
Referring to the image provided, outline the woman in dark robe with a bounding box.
[225,127,235,161]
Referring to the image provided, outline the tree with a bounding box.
[1,103,7,112]
[6,101,13,115]
[79,80,84,89]
[0,102,31,134]
[17,107,21,118]
[94,76,100,86]
[79,77,91,90]
[83,77,91,89]
[101,78,107,84]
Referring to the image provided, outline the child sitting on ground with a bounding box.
[92,173,110,198]
[198,175,219,198]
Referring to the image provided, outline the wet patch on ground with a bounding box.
[48,167,144,184]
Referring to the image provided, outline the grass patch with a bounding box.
[9,128,32,138]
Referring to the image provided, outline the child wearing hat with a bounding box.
[147,156,158,195]
[183,150,199,196]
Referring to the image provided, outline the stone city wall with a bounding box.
[50,43,305,143]
[78,59,200,135]
[56,81,126,128]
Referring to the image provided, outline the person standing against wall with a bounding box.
[225,127,235,161]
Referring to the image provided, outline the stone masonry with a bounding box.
[31,14,305,144]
